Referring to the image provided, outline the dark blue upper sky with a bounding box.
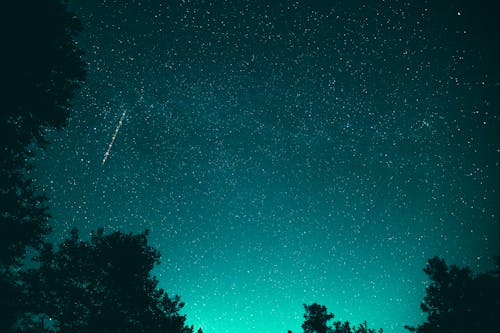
[34,1,499,332]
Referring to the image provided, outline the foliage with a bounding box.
[1,0,85,269]
[23,228,193,333]
[302,303,334,333]
[0,1,85,330]
[1,0,86,153]
[406,256,500,332]
[300,303,382,333]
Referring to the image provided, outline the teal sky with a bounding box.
[34,1,499,332]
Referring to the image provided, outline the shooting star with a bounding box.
[102,109,127,165]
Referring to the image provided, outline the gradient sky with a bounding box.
[33,1,499,332]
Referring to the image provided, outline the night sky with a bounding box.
[33,0,499,332]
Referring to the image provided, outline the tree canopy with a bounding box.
[1,1,85,330]
[2,0,86,154]
[300,303,382,333]
[406,256,500,332]
[1,0,86,269]
[22,228,193,333]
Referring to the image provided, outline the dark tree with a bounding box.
[351,321,382,333]
[406,256,500,332]
[1,0,85,265]
[23,228,193,333]
[302,303,334,333]
[301,303,382,333]
[1,0,86,261]
[0,1,85,330]
[1,0,86,153]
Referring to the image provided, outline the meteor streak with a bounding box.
[102,109,127,165]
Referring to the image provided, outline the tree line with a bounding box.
[1,1,498,332]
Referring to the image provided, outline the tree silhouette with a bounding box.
[1,1,85,330]
[302,303,334,333]
[350,321,382,333]
[301,303,382,333]
[1,0,86,263]
[406,256,500,332]
[23,228,193,333]
[2,0,86,153]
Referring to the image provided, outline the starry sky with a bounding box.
[33,0,499,332]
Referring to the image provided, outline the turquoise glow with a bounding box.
[35,1,499,332]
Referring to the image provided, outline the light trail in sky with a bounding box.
[102,109,127,165]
